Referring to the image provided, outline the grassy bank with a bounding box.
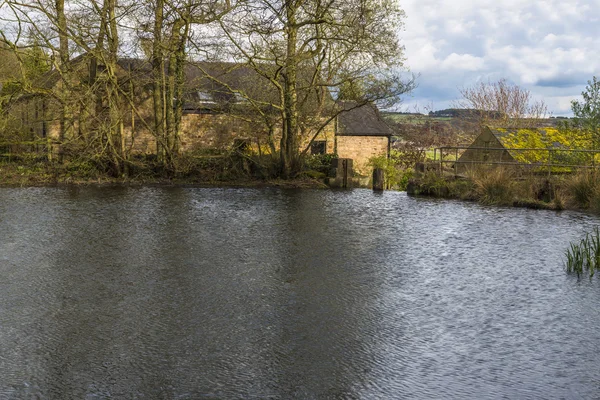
[0,155,329,189]
[406,167,600,212]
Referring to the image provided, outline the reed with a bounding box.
[565,227,600,278]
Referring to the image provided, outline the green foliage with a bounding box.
[389,147,427,169]
[499,127,592,167]
[397,169,413,191]
[0,43,50,97]
[571,76,600,149]
[303,153,336,174]
[301,170,327,179]
[565,227,600,278]
[337,77,367,102]
[410,171,450,197]
[368,154,412,190]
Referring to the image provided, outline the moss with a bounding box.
[512,198,557,210]
[301,170,327,179]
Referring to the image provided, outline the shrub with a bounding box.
[448,178,476,200]
[368,155,401,189]
[413,171,451,197]
[303,154,337,174]
[564,170,600,209]
[471,167,515,205]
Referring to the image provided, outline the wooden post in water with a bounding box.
[373,168,384,191]
[328,158,353,188]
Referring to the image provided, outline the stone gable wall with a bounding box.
[336,135,389,176]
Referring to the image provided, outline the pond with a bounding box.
[1,187,600,398]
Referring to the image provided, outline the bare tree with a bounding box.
[456,78,548,129]
[140,0,236,167]
[215,0,414,177]
[0,0,143,174]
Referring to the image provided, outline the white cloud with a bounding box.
[441,53,485,71]
[399,0,600,115]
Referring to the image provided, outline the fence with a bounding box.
[0,140,52,162]
[433,146,600,175]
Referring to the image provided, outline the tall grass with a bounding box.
[565,227,600,278]
[471,167,515,205]
[565,170,597,209]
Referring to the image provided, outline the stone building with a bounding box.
[455,126,585,173]
[455,127,515,172]
[334,103,393,175]
[4,56,392,177]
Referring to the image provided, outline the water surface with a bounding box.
[1,187,600,398]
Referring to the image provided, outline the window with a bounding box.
[311,140,327,155]
[483,141,490,161]
[197,91,215,103]
[233,92,248,103]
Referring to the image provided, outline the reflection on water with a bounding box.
[1,187,600,398]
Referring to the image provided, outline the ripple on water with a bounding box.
[1,188,600,398]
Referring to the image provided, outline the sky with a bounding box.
[399,0,600,116]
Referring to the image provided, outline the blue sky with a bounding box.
[399,0,600,116]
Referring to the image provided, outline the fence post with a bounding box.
[455,148,458,177]
[373,168,385,191]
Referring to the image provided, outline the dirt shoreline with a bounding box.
[0,159,334,189]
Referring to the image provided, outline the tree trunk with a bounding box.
[281,4,298,178]
[106,0,124,176]
[152,0,166,163]
[55,0,69,160]
[165,18,187,167]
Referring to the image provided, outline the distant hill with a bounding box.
[428,108,506,119]
[381,111,424,117]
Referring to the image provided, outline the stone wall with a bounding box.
[299,121,336,154]
[8,94,361,163]
[336,135,389,176]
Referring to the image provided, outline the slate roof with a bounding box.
[337,102,393,136]
[23,56,391,130]
[181,62,277,112]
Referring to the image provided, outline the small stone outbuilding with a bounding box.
[334,103,393,176]
[455,127,515,172]
[455,126,586,173]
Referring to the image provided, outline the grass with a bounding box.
[0,153,331,188]
[560,170,600,212]
[565,170,596,209]
[408,166,573,210]
[565,227,600,278]
[471,167,515,205]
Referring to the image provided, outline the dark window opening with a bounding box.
[42,121,47,138]
[233,138,250,152]
[311,140,327,155]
